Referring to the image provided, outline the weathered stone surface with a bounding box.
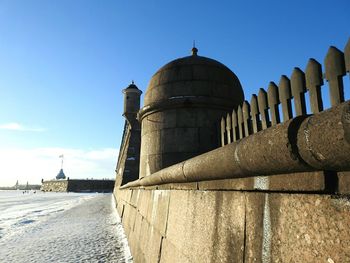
[145,190,170,236]
[115,187,350,263]
[141,110,177,136]
[124,189,133,203]
[143,225,163,263]
[269,193,350,262]
[244,192,350,262]
[244,192,265,262]
[198,171,325,192]
[338,171,350,194]
[138,190,152,218]
[165,190,245,263]
[161,128,199,153]
[160,239,191,263]
[155,182,198,190]
[135,217,163,263]
[268,171,325,191]
[140,130,161,155]
[128,212,144,261]
[169,182,198,190]
[130,189,140,208]
[119,203,125,219]
[199,178,255,190]
[41,180,68,192]
[297,101,350,170]
[123,204,137,237]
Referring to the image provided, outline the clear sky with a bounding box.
[0,0,349,186]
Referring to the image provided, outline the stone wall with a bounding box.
[41,179,115,192]
[114,172,350,263]
[41,180,68,192]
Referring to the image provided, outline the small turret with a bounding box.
[122,81,142,125]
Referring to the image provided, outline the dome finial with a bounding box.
[191,40,198,56]
[132,80,134,84]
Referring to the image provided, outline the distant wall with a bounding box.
[41,179,115,192]
[41,180,68,192]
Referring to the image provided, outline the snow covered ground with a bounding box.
[0,191,133,262]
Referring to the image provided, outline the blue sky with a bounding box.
[0,0,349,186]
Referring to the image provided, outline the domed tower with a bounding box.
[122,81,142,126]
[138,47,244,178]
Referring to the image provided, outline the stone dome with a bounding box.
[142,51,244,112]
[138,49,245,178]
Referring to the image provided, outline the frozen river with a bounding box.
[0,191,132,262]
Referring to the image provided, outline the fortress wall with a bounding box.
[41,180,68,192]
[41,179,114,192]
[114,173,350,263]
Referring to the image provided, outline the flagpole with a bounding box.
[59,155,64,169]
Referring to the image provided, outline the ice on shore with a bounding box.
[0,191,133,262]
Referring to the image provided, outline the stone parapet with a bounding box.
[122,101,350,189]
[115,188,350,263]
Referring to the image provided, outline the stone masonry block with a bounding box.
[198,171,325,192]
[160,238,191,263]
[170,80,211,97]
[166,190,245,263]
[134,217,163,263]
[123,205,137,237]
[142,111,175,136]
[139,218,150,260]
[141,154,163,177]
[130,189,140,208]
[338,171,350,194]
[176,108,197,128]
[116,201,124,218]
[244,192,266,262]
[144,226,163,263]
[268,171,325,191]
[141,130,161,155]
[161,128,199,153]
[199,178,255,191]
[138,190,152,218]
[145,190,170,236]
[244,192,350,262]
[122,189,133,204]
[170,182,198,190]
[120,204,131,236]
[269,193,350,263]
[128,212,144,262]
